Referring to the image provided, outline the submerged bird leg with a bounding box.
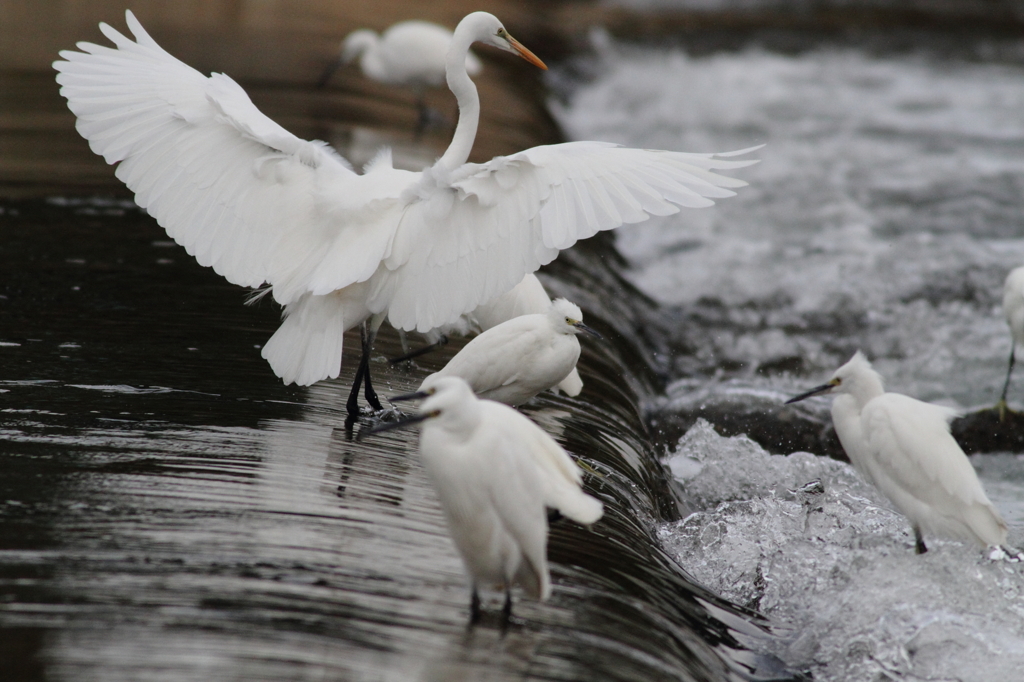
[998,344,1016,422]
[913,526,928,554]
[360,322,384,411]
[389,335,449,364]
[501,588,513,627]
[469,587,482,626]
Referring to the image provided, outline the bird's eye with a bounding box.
[496,28,506,37]
[565,317,572,324]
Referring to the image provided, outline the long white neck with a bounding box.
[436,23,480,172]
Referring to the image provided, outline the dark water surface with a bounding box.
[0,186,796,681]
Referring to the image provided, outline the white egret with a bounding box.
[316,20,483,132]
[394,273,585,396]
[786,351,1007,553]
[998,265,1024,420]
[367,375,603,623]
[424,298,597,406]
[54,10,757,419]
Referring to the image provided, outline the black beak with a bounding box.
[785,383,834,404]
[388,390,430,402]
[316,56,343,88]
[360,412,431,439]
[574,322,603,340]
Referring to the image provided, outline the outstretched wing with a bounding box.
[374,141,759,332]
[53,11,401,304]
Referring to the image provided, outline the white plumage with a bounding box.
[425,298,595,406]
[320,20,482,89]
[473,274,584,396]
[373,375,603,622]
[998,265,1024,417]
[787,351,1007,553]
[54,10,757,416]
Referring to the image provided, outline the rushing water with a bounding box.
[552,31,1024,682]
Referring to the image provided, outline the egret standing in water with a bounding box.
[367,376,603,624]
[424,298,598,406]
[998,265,1024,420]
[786,351,1007,554]
[55,11,757,419]
[393,274,584,396]
[317,20,482,132]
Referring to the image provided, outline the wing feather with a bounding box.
[53,11,404,305]
[380,141,759,331]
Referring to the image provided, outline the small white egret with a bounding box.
[316,20,483,131]
[998,265,1024,420]
[54,11,757,418]
[786,351,1008,553]
[394,273,585,396]
[367,376,603,623]
[424,298,598,406]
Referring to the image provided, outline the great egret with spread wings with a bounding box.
[54,10,758,418]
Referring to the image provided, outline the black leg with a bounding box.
[914,527,928,555]
[389,335,449,364]
[999,344,1016,421]
[346,354,366,418]
[360,323,383,411]
[414,98,429,139]
[469,587,482,626]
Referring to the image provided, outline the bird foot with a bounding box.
[989,545,1024,562]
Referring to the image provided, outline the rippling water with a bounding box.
[552,31,1024,682]
[0,196,794,680]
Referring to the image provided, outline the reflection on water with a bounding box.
[0,198,793,680]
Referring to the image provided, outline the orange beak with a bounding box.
[507,36,547,70]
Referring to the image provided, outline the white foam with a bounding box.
[660,420,1024,681]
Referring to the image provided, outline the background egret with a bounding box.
[317,20,483,133]
[54,10,756,418]
[998,265,1024,420]
[394,274,585,396]
[368,376,603,623]
[424,298,598,406]
[786,351,1007,553]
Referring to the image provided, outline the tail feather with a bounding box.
[261,291,367,386]
[553,367,583,396]
[554,489,604,526]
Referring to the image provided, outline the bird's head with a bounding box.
[363,376,480,439]
[785,351,883,405]
[457,12,547,70]
[550,298,602,339]
[340,29,378,63]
